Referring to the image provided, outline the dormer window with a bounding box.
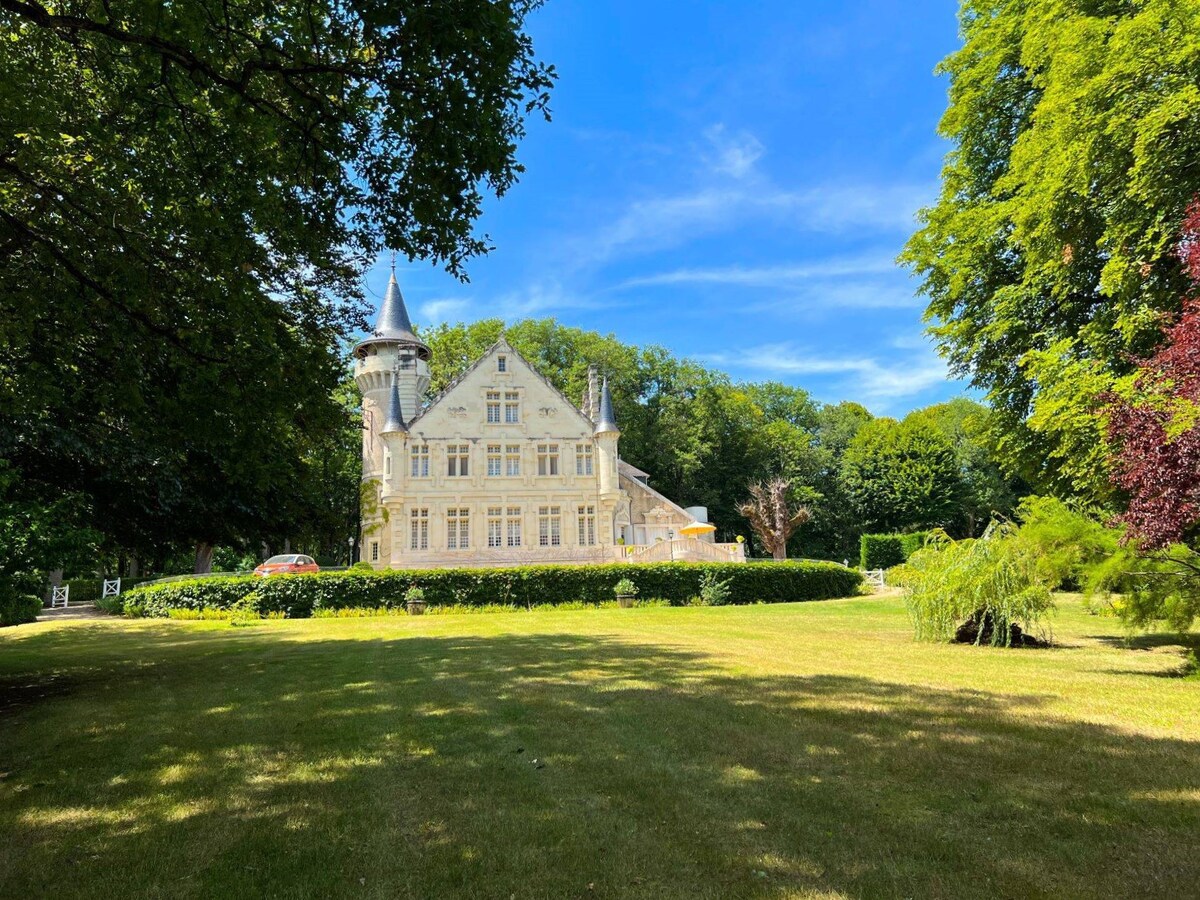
[497,355,507,372]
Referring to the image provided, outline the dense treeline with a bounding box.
[418,318,1021,562]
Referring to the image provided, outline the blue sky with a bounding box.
[364,0,965,415]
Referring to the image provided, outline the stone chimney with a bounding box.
[586,365,600,421]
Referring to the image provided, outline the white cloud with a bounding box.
[618,253,898,289]
[615,253,922,312]
[704,342,951,409]
[414,280,617,325]
[416,297,471,323]
[581,181,931,268]
[704,124,765,179]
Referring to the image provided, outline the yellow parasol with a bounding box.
[678,521,717,537]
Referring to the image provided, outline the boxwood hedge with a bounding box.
[859,532,932,570]
[122,561,863,619]
[0,593,41,627]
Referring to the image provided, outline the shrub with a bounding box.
[0,593,41,627]
[404,586,426,604]
[895,524,1054,646]
[122,561,862,618]
[1013,495,1120,590]
[699,571,732,606]
[860,531,931,569]
[613,578,638,597]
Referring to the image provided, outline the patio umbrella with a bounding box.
[678,521,717,537]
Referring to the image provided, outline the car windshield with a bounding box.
[264,555,299,564]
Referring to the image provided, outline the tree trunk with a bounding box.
[772,543,787,561]
[127,553,140,578]
[194,542,214,574]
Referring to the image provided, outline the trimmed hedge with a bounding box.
[1,594,42,627]
[123,561,863,619]
[859,531,931,570]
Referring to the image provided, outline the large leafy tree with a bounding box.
[903,0,1200,501]
[0,1,553,576]
[1109,201,1200,552]
[905,398,1019,536]
[840,418,963,534]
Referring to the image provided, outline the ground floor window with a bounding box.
[487,506,503,547]
[447,508,470,549]
[538,505,561,546]
[577,504,597,546]
[506,506,522,547]
[370,541,380,562]
[410,508,429,550]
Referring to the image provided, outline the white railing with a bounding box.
[623,540,745,564]
[863,569,885,588]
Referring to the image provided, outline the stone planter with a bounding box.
[617,595,635,608]
[406,599,428,616]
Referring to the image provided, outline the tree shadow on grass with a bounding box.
[1,623,1198,899]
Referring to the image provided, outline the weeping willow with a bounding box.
[895,523,1054,646]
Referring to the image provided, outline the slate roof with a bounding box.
[380,377,408,434]
[354,270,431,360]
[594,377,619,434]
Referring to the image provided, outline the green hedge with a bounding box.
[123,561,863,619]
[1,594,42,627]
[859,532,931,570]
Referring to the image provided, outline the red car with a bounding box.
[254,554,320,577]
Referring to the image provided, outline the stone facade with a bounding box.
[354,273,744,569]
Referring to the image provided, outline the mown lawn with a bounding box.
[1,596,1198,899]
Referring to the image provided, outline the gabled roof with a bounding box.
[354,270,431,360]
[406,336,596,432]
[618,459,650,481]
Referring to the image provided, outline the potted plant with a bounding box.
[404,585,428,615]
[613,578,638,608]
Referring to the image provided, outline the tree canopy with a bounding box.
[840,418,964,534]
[902,0,1200,501]
[0,1,553,585]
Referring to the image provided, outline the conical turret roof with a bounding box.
[380,376,408,435]
[354,268,431,359]
[594,377,619,435]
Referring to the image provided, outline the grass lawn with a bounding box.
[1,596,1198,899]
